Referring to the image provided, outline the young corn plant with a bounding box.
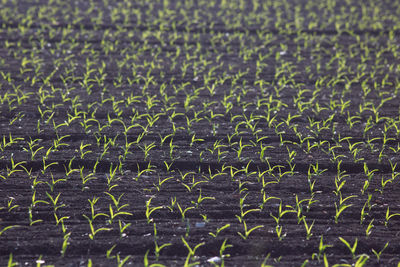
[79,166,96,191]
[209,224,231,238]
[61,232,71,258]
[216,239,233,267]
[82,214,112,240]
[270,201,296,226]
[237,220,264,240]
[84,197,109,222]
[334,193,356,224]
[181,236,204,267]
[311,236,332,263]
[3,197,19,213]
[233,137,252,161]
[77,141,92,159]
[1,156,26,179]
[191,190,215,208]
[153,233,172,261]
[104,192,133,225]
[302,217,315,240]
[0,225,20,237]
[138,142,156,161]
[153,175,174,191]
[177,202,195,222]
[235,192,261,223]
[339,237,358,259]
[384,206,400,227]
[23,138,44,160]
[365,219,375,238]
[145,197,164,224]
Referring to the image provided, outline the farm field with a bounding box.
[1,0,400,266]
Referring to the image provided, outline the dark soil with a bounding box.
[1,0,400,266]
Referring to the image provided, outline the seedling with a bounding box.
[339,237,358,259]
[77,141,92,159]
[334,193,356,224]
[45,172,66,192]
[7,254,18,267]
[302,217,315,240]
[0,225,20,237]
[236,193,261,223]
[79,167,96,191]
[144,197,164,224]
[104,192,132,224]
[139,142,156,160]
[237,220,264,240]
[85,197,109,221]
[153,175,174,191]
[154,240,172,261]
[312,236,332,262]
[46,192,65,212]
[209,224,231,238]
[82,214,112,240]
[384,206,400,227]
[270,201,296,226]
[275,224,286,241]
[23,138,44,160]
[61,232,71,257]
[5,197,19,212]
[28,206,43,226]
[181,236,204,266]
[177,202,194,222]
[118,220,131,238]
[365,219,375,238]
[191,190,215,208]
[41,158,58,175]
[2,156,26,179]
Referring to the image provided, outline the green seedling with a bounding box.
[61,232,71,257]
[77,141,92,159]
[371,242,388,263]
[139,142,156,160]
[209,224,231,238]
[365,219,374,238]
[154,240,172,261]
[23,138,44,160]
[54,213,69,233]
[312,235,333,262]
[153,175,174,191]
[104,192,132,224]
[270,201,296,226]
[145,197,163,224]
[0,225,20,237]
[237,220,264,240]
[46,192,65,212]
[334,193,356,224]
[118,220,131,238]
[236,192,261,223]
[302,217,315,240]
[339,237,358,259]
[82,214,112,240]
[86,197,109,221]
[7,253,18,267]
[385,206,400,227]
[191,190,215,208]
[5,197,19,212]
[181,236,204,266]
[28,205,43,226]
[177,202,194,222]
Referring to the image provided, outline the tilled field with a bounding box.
[1,0,400,266]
